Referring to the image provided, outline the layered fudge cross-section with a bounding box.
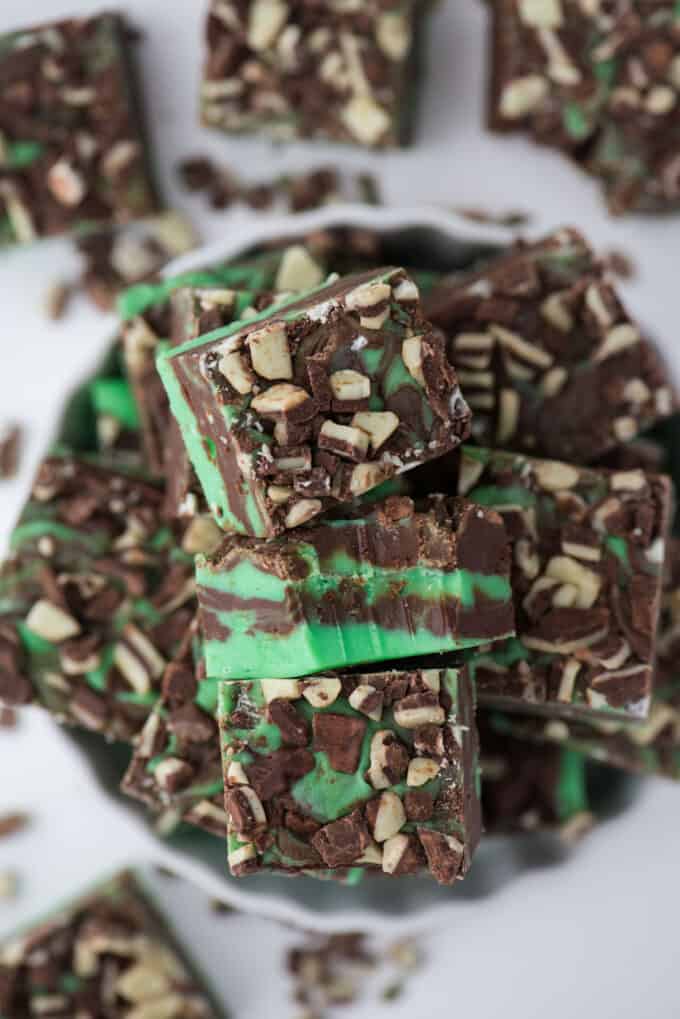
[425,228,674,463]
[0,870,224,1017]
[449,446,671,723]
[0,452,212,741]
[158,267,471,537]
[196,494,514,680]
[201,0,427,148]
[0,13,159,246]
[219,666,481,885]
[488,1,680,215]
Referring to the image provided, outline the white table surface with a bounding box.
[1,2,680,1017]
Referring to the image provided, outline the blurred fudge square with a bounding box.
[0,12,159,246]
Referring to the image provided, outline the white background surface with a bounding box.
[1,1,679,1017]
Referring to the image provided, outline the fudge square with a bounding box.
[196,494,514,680]
[201,0,425,148]
[0,451,202,742]
[0,13,159,246]
[0,870,223,1018]
[158,267,471,537]
[450,446,671,723]
[219,666,481,884]
[424,228,674,463]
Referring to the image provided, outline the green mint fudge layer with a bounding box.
[219,665,481,884]
[0,452,220,742]
[158,267,471,537]
[196,494,514,680]
[486,538,680,781]
[444,446,672,723]
[0,870,224,1018]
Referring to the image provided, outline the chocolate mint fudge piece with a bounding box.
[159,268,471,537]
[488,1,680,215]
[0,870,223,1017]
[479,713,593,842]
[219,666,481,884]
[0,13,159,246]
[582,5,680,215]
[201,0,426,148]
[488,537,680,780]
[0,452,207,741]
[197,493,514,679]
[425,228,674,463]
[449,446,671,722]
[121,617,228,837]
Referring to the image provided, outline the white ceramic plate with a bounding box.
[47,205,636,932]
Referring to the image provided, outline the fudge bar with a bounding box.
[121,618,227,837]
[0,13,159,246]
[488,538,680,780]
[219,666,481,884]
[0,870,223,1017]
[197,493,514,680]
[159,267,471,537]
[425,228,674,463]
[488,1,680,215]
[479,713,594,843]
[449,446,671,722]
[0,451,217,741]
[201,0,426,148]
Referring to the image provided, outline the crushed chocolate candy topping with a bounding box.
[164,267,471,538]
[425,228,675,463]
[0,424,21,479]
[1,452,198,741]
[219,667,481,885]
[0,870,222,1017]
[0,13,159,247]
[201,0,426,148]
[489,538,680,781]
[489,1,680,215]
[448,445,671,723]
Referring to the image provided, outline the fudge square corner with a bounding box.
[157,267,472,538]
[218,666,482,885]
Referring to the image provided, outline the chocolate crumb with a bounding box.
[604,249,636,280]
[0,707,17,728]
[454,206,532,228]
[45,281,73,321]
[0,424,21,479]
[0,812,29,839]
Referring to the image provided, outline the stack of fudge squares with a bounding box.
[3,219,680,888]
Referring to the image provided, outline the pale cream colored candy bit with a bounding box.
[610,469,646,492]
[406,757,440,787]
[540,292,573,332]
[593,323,640,361]
[345,279,391,312]
[192,800,229,826]
[285,498,323,529]
[115,957,172,1003]
[402,336,425,386]
[381,833,410,874]
[181,514,223,556]
[126,993,190,1019]
[613,416,637,442]
[367,730,394,789]
[319,420,369,457]
[393,700,445,729]
[375,11,411,60]
[556,659,581,703]
[669,54,680,90]
[341,95,391,146]
[458,369,494,388]
[533,460,580,491]
[457,451,485,495]
[25,600,80,643]
[585,282,615,327]
[392,278,419,303]
[349,462,389,496]
[357,841,383,865]
[645,85,676,115]
[622,378,650,405]
[561,539,601,562]
[515,537,540,578]
[544,720,569,741]
[274,245,324,291]
[539,28,581,85]
[124,317,158,371]
[247,0,288,50]
[329,369,371,401]
[251,382,311,415]
[302,676,342,708]
[348,683,383,721]
[247,323,293,380]
[267,484,293,504]
[154,758,190,792]
[496,389,519,443]
[519,0,563,27]
[421,670,441,693]
[101,140,139,180]
[629,703,678,746]
[351,411,399,450]
[552,583,578,608]
[656,387,673,415]
[150,210,198,256]
[228,842,257,869]
[236,786,267,828]
[539,366,567,397]
[227,761,249,786]
[260,678,302,702]
[499,74,549,118]
[490,324,553,368]
[218,349,255,395]
[372,791,406,842]
[545,555,601,609]
[47,159,86,206]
